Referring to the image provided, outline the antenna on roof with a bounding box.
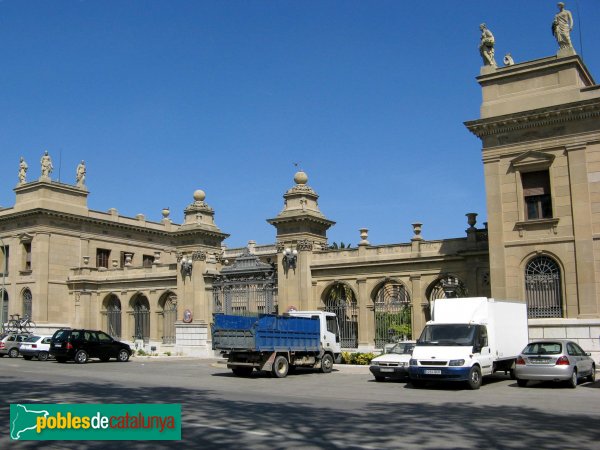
[574,0,584,58]
[58,148,62,182]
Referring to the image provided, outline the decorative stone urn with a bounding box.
[466,212,478,230]
[412,223,423,240]
[359,228,370,246]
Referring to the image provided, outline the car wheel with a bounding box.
[22,355,33,360]
[8,348,19,358]
[517,379,528,387]
[374,376,386,382]
[231,367,253,377]
[272,355,289,378]
[75,350,89,364]
[117,349,130,362]
[587,365,596,383]
[467,366,482,390]
[37,351,49,362]
[320,354,334,374]
[568,369,578,388]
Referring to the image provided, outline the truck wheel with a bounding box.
[467,366,482,390]
[320,354,334,373]
[272,356,289,378]
[517,379,528,387]
[410,380,425,388]
[232,367,253,377]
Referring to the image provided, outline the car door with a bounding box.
[566,342,584,375]
[96,332,116,358]
[84,331,99,358]
[572,342,592,376]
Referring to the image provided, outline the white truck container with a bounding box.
[408,297,528,389]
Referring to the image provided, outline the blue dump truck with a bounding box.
[212,311,341,378]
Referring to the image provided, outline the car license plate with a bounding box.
[424,369,441,375]
[54,343,61,348]
[380,368,394,373]
[529,358,550,364]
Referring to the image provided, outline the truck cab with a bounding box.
[287,310,342,357]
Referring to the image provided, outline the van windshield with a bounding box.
[417,324,477,346]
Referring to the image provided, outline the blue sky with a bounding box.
[1,1,599,248]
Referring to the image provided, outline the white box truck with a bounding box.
[408,297,528,389]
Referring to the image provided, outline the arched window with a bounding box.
[1,289,8,325]
[105,295,122,339]
[22,289,32,319]
[525,256,562,318]
[132,296,150,342]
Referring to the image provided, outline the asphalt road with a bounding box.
[1,356,599,449]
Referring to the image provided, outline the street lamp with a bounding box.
[282,247,298,273]
[0,237,6,331]
[180,255,193,277]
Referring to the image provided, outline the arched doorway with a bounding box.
[104,295,122,339]
[160,292,177,344]
[525,255,562,318]
[132,295,150,342]
[373,281,411,348]
[324,282,358,349]
[425,275,468,321]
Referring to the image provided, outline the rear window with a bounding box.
[25,336,40,343]
[52,330,72,342]
[523,342,562,355]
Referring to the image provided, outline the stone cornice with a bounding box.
[0,207,177,238]
[267,214,336,228]
[465,98,600,138]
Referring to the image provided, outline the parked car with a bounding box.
[370,341,416,381]
[515,339,596,388]
[20,335,53,361]
[49,329,132,364]
[0,333,31,358]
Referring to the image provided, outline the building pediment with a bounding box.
[510,150,554,171]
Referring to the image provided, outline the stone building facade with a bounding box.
[1,49,599,358]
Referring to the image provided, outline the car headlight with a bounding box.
[370,361,379,366]
[398,362,407,367]
[449,359,465,366]
[409,359,417,366]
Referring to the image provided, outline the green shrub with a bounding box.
[137,349,147,356]
[341,351,375,365]
[164,351,171,356]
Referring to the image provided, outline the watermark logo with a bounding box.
[10,404,181,440]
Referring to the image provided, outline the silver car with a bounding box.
[515,340,596,388]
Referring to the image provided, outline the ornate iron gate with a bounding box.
[213,249,277,316]
[106,296,122,339]
[325,293,358,349]
[162,295,177,344]
[525,256,562,318]
[373,281,411,348]
[133,297,150,342]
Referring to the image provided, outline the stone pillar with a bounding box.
[410,275,426,339]
[356,278,373,351]
[566,144,598,317]
[34,232,50,323]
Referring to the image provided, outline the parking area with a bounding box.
[1,356,600,449]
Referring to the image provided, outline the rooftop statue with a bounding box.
[552,2,575,55]
[18,157,28,184]
[76,160,86,186]
[479,23,497,68]
[40,150,53,179]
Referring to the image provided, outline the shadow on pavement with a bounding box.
[1,373,599,450]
